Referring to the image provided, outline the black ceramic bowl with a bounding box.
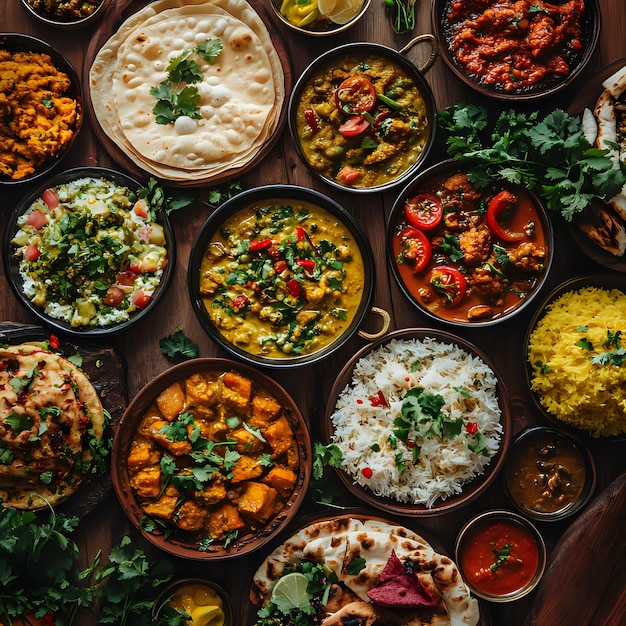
[433,0,600,101]
[322,328,513,517]
[288,37,438,193]
[387,160,554,327]
[3,166,175,338]
[112,358,312,561]
[188,184,378,368]
[0,33,83,186]
[524,273,626,440]
[20,0,112,29]
[503,426,596,522]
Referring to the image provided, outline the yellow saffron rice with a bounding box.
[527,286,626,437]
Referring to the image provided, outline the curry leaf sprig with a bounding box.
[438,103,626,221]
[150,39,224,125]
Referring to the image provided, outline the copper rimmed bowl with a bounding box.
[112,358,312,560]
[433,0,600,101]
[323,328,512,517]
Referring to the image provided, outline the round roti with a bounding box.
[0,344,105,509]
[89,0,284,182]
[251,517,480,626]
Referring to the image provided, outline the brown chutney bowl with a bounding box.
[111,358,312,560]
[287,36,438,193]
[432,0,600,101]
[322,327,512,517]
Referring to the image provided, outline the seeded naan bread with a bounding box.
[0,344,105,509]
[89,0,284,182]
[251,517,480,626]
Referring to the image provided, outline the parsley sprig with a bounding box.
[438,103,626,221]
[150,39,224,125]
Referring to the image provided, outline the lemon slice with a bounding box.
[327,0,365,24]
[188,605,224,626]
[317,0,338,16]
[270,571,311,613]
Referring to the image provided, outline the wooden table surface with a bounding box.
[1,1,625,624]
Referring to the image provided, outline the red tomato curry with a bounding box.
[444,0,585,93]
[391,171,548,323]
[459,517,541,596]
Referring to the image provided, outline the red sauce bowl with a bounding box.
[455,510,546,602]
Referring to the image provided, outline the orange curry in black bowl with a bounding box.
[387,160,553,327]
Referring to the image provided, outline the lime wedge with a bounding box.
[317,0,338,16]
[328,0,365,24]
[270,571,311,613]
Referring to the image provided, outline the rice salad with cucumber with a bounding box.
[11,176,168,329]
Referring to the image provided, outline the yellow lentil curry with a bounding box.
[295,53,431,189]
[199,199,365,359]
[127,370,300,548]
[0,50,79,181]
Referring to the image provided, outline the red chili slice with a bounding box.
[429,266,467,307]
[404,193,443,231]
[338,115,370,137]
[304,107,319,132]
[296,259,315,273]
[334,75,377,114]
[369,390,388,407]
[486,190,524,242]
[249,238,272,251]
[286,279,301,297]
[398,226,432,273]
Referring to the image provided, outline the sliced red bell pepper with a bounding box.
[249,238,272,251]
[486,190,524,242]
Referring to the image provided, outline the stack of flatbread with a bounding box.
[251,517,480,626]
[0,343,105,510]
[89,0,284,182]
[580,64,626,256]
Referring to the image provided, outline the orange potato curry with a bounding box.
[126,369,300,548]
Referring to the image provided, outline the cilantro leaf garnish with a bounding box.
[312,441,343,480]
[151,38,223,125]
[5,412,33,433]
[159,326,200,360]
[490,543,513,572]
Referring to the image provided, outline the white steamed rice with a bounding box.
[330,337,503,508]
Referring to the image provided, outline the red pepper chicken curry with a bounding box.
[444,0,586,94]
[126,369,300,548]
[392,172,548,323]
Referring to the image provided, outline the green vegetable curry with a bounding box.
[294,53,431,189]
[199,199,365,358]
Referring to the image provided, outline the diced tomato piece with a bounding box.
[129,260,142,274]
[338,115,370,137]
[24,245,41,261]
[338,165,361,183]
[274,260,288,274]
[41,188,59,210]
[404,193,443,231]
[133,199,149,218]
[104,285,126,307]
[26,209,49,230]
[117,270,137,286]
[131,289,151,309]
[232,294,250,310]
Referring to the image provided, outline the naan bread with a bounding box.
[251,517,480,626]
[0,344,105,509]
[577,201,626,256]
[602,64,626,99]
[89,0,284,182]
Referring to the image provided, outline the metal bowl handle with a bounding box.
[358,306,391,341]
[399,33,439,74]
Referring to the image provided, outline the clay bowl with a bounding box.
[432,0,600,101]
[112,358,312,560]
[3,166,175,338]
[323,328,512,517]
[0,33,83,186]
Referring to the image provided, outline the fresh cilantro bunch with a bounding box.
[150,39,224,125]
[438,103,626,221]
[0,504,92,625]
